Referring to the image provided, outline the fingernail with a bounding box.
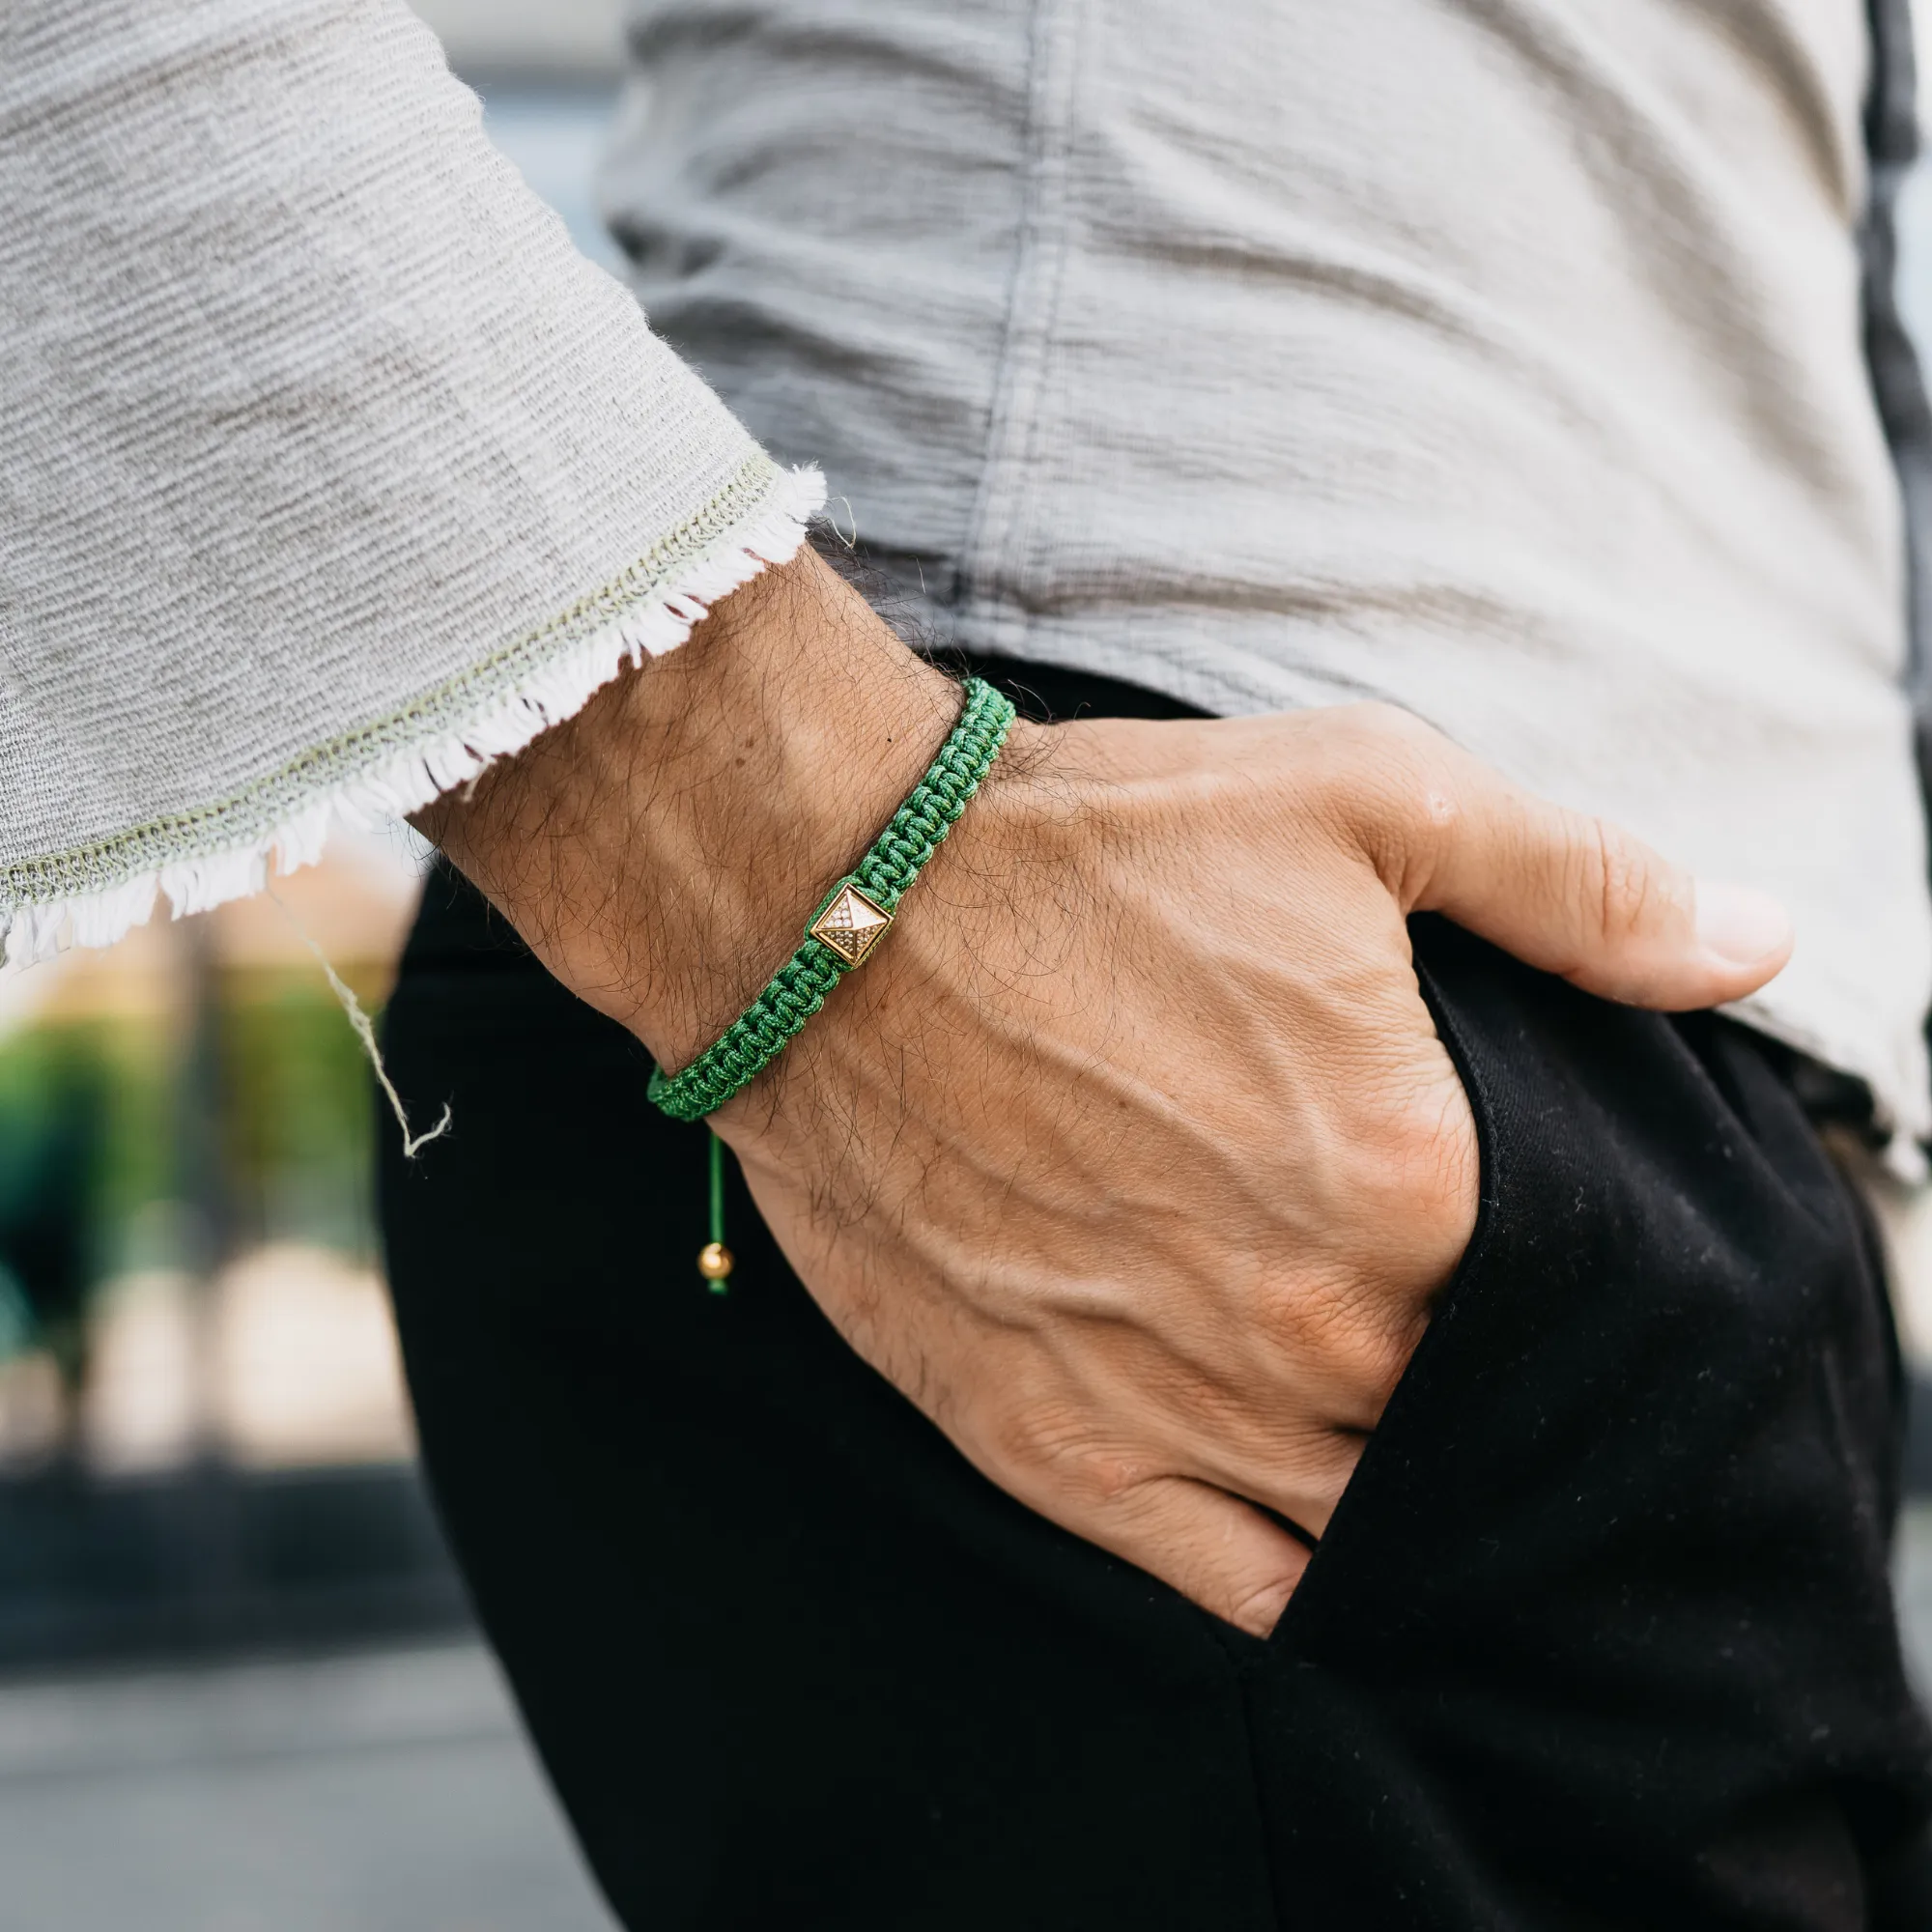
[1694,881,1792,967]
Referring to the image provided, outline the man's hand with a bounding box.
[419,551,1791,1635]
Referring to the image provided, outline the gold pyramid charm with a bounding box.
[809,881,894,967]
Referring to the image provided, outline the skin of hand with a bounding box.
[418,548,1792,1636]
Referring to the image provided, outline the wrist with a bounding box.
[416,547,963,1068]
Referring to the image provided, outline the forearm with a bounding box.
[416,550,961,1071]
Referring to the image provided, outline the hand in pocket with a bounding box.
[428,555,1795,1635]
[719,702,1793,1632]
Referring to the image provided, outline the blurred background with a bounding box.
[0,9,628,1927]
[10,4,1932,1928]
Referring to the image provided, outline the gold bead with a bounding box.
[697,1241,734,1283]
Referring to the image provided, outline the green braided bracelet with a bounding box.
[646,676,1018,1122]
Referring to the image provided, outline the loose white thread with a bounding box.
[269,887,451,1159]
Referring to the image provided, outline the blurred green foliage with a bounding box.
[0,1024,125,1361]
[0,968,382,1363]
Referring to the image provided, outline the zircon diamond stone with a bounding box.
[810,882,894,966]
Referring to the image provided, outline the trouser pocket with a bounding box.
[1241,914,1932,1931]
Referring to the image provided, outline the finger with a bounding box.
[1341,709,1793,1010]
[1187,1428,1365,1546]
[1065,1472,1311,1636]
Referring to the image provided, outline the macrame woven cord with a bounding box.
[647,676,1017,1121]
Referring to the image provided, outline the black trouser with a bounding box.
[380,664,1932,1929]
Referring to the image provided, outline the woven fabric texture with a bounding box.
[0,0,816,955]
[609,0,1932,1147]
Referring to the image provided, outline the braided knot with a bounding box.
[648,678,1017,1121]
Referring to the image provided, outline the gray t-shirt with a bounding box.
[608,0,1932,1145]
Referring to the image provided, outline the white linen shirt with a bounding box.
[0,0,820,952]
[608,0,1932,1143]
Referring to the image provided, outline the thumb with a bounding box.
[1351,716,1791,1011]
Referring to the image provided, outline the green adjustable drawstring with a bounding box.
[697,1129,733,1293]
[664,677,1018,1296]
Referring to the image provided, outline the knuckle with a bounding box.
[1336,699,1430,753]
[1317,703,1433,795]
[1305,703,1459,880]
[1328,1307,1415,1415]
[1298,703,1406,784]
[1228,1571,1301,1636]
[1383,1126,1479,1293]
[1342,1062,1479,1241]
[1589,817,1641,936]
[1261,1277,1411,1414]
[1429,1117,1482,1243]
[1263,1082,1474,1417]
[987,1400,1079,1475]
[987,1403,1142,1505]
[1584,817,1680,944]
[1403,1075,1480,1219]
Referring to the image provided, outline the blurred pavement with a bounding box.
[0,1641,611,1931]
